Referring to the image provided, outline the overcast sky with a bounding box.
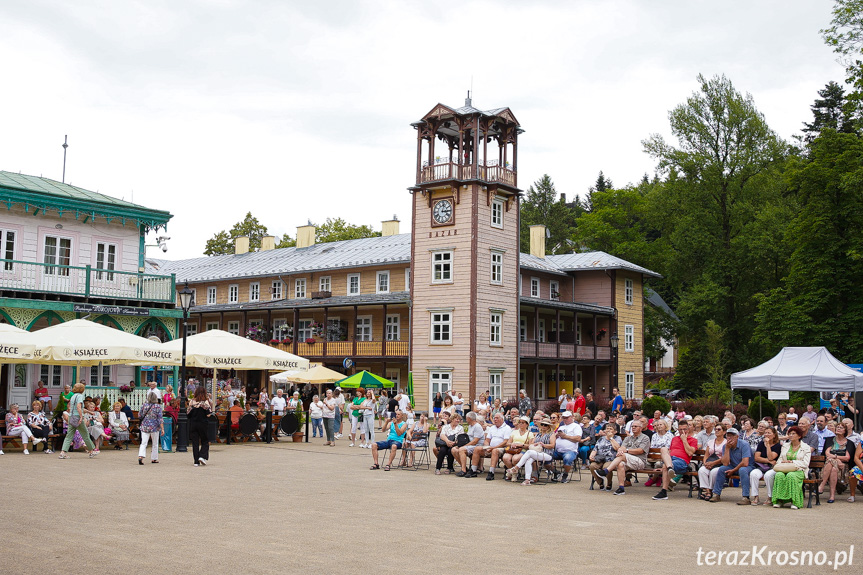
[0,0,846,260]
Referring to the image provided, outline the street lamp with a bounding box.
[176,282,195,452]
[609,333,619,399]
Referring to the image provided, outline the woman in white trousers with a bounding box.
[137,391,164,464]
[749,427,781,505]
[513,418,556,485]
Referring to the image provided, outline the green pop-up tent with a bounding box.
[335,370,395,389]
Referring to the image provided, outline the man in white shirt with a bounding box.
[455,412,486,476]
[147,380,163,400]
[466,413,511,479]
[397,392,410,413]
[270,389,287,415]
[454,393,465,416]
[552,411,583,483]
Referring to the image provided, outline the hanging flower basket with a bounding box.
[119,384,132,393]
[304,338,316,344]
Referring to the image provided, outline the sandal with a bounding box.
[369,464,380,470]
[151,460,159,464]
[384,465,390,471]
[58,453,70,459]
[847,496,855,503]
[521,479,532,486]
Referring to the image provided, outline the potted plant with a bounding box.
[292,404,305,442]
[280,337,292,345]
[304,337,316,344]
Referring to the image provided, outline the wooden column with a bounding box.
[323,306,329,358]
[555,309,561,359]
[382,303,388,357]
[416,128,424,183]
[292,308,299,356]
[353,305,358,357]
[458,128,464,178]
[593,314,598,360]
[534,307,540,357]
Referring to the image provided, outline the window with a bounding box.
[319,276,331,293]
[386,314,400,341]
[490,250,503,285]
[376,271,390,294]
[386,369,401,387]
[44,236,72,275]
[430,310,452,344]
[625,324,634,352]
[530,277,540,298]
[271,280,283,300]
[489,311,502,346]
[95,243,116,280]
[1,229,15,270]
[206,322,219,331]
[537,370,546,400]
[489,371,502,401]
[185,323,198,336]
[537,319,545,343]
[576,370,583,388]
[519,316,527,342]
[228,284,238,303]
[355,316,372,341]
[625,278,634,305]
[430,371,452,397]
[90,364,110,386]
[625,372,635,399]
[227,321,240,335]
[295,278,306,299]
[519,369,526,389]
[491,198,504,228]
[297,319,312,341]
[249,282,260,302]
[207,286,217,305]
[550,280,560,301]
[405,268,410,291]
[273,319,289,340]
[347,274,360,295]
[576,322,582,345]
[40,365,62,387]
[432,251,453,283]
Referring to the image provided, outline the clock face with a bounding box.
[433,199,453,225]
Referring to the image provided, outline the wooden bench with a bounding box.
[1,421,60,452]
[803,455,826,508]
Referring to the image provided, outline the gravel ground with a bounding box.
[1,438,858,575]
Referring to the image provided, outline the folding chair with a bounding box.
[399,433,430,470]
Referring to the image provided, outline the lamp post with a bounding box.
[609,333,619,400]
[176,282,194,452]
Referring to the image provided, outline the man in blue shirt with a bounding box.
[709,427,752,503]
[611,389,623,414]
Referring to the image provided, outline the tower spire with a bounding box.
[62,135,68,183]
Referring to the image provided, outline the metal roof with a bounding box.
[190,291,410,314]
[148,233,412,283]
[519,296,615,316]
[0,171,172,231]
[546,251,662,278]
[519,253,570,276]
[645,287,678,320]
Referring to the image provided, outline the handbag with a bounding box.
[529,444,543,453]
[435,438,447,448]
[773,461,798,473]
[456,433,470,447]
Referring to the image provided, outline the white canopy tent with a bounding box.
[160,330,308,371]
[269,363,343,385]
[730,347,863,392]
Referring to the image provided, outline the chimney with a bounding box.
[529,225,546,259]
[381,215,400,237]
[261,235,276,251]
[296,224,316,249]
[235,236,250,255]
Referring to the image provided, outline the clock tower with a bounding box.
[409,95,523,409]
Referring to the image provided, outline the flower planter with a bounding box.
[291,432,304,442]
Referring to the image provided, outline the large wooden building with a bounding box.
[151,98,661,410]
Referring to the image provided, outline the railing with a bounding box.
[0,259,175,303]
[419,162,516,186]
[84,386,164,411]
[520,341,612,361]
[275,340,408,358]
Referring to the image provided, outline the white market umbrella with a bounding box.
[161,329,309,371]
[27,318,180,366]
[270,363,343,384]
[0,323,38,362]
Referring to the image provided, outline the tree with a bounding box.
[822,0,863,98]
[643,295,678,364]
[519,175,576,254]
[642,74,788,372]
[753,129,863,361]
[802,81,857,144]
[204,212,270,256]
[578,171,614,213]
[314,218,380,243]
[700,320,732,403]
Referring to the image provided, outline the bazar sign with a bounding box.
[73,303,152,317]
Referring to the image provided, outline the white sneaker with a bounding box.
[349,442,355,447]
[0,450,4,455]
[198,458,208,466]
[23,449,29,455]
[33,438,44,445]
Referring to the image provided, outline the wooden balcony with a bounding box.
[0,259,175,304]
[275,340,408,359]
[519,341,612,361]
[420,160,515,186]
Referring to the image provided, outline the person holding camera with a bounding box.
[370,411,408,471]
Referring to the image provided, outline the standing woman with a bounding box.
[442,395,455,417]
[58,382,96,459]
[137,391,164,465]
[258,387,270,411]
[333,388,345,440]
[359,389,376,448]
[322,389,336,446]
[188,385,212,466]
[27,401,53,453]
[432,392,443,425]
[349,388,364,447]
[377,390,388,431]
[771,425,812,509]
[491,398,505,420]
